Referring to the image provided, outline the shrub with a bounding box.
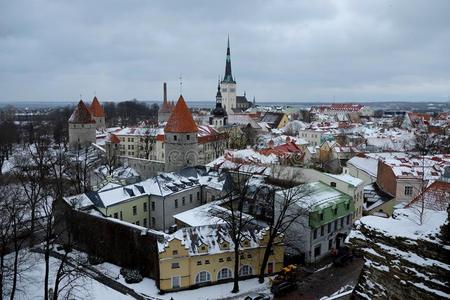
[120,268,143,284]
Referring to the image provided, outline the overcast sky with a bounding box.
[1,0,449,103]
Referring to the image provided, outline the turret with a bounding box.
[68,100,96,148]
[164,95,198,172]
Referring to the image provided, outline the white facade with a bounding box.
[220,81,236,113]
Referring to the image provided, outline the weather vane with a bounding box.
[179,74,183,95]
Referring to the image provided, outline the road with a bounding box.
[277,258,364,300]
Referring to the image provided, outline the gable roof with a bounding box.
[164,95,198,133]
[69,100,96,124]
[89,96,105,117]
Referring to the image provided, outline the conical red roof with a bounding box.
[164,95,198,133]
[69,100,96,124]
[89,96,105,117]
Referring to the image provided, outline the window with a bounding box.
[172,250,178,255]
[341,218,344,227]
[219,258,224,263]
[205,260,210,265]
[320,226,324,236]
[195,271,211,284]
[217,268,232,280]
[182,197,185,206]
[175,199,178,208]
[190,194,193,203]
[313,229,317,239]
[239,265,253,276]
[143,202,147,212]
[328,239,333,250]
[172,276,180,289]
[346,215,351,225]
[197,261,202,265]
[314,245,321,257]
[405,186,413,196]
[152,217,156,227]
[226,257,232,262]
[319,213,324,221]
[133,206,137,216]
[136,221,140,226]
[334,220,338,230]
[197,191,200,201]
[247,254,252,259]
[187,135,190,140]
[346,202,350,210]
[174,135,177,141]
[151,202,155,211]
[328,223,331,233]
[143,218,147,227]
[330,182,336,188]
[171,262,180,269]
[334,208,338,215]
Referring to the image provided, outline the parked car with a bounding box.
[270,281,297,297]
[243,292,271,300]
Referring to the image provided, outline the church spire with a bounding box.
[223,36,235,83]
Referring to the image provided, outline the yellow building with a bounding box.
[158,225,284,292]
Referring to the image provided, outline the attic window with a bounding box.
[330,182,337,188]
[222,243,228,249]
[172,250,178,255]
[201,246,206,251]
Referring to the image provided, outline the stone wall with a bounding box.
[55,199,162,281]
[347,218,450,299]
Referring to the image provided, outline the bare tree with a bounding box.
[256,181,312,283]
[209,170,256,293]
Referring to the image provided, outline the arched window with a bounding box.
[217,268,232,281]
[239,265,253,276]
[195,271,211,284]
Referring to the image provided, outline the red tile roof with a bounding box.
[69,100,96,124]
[108,133,121,144]
[406,181,450,211]
[164,95,198,133]
[89,96,105,117]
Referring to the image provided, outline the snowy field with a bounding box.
[5,250,271,300]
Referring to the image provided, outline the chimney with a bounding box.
[163,82,167,102]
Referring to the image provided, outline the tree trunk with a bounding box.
[0,250,4,300]
[10,224,19,300]
[258,233,276,283]
[232,243,240,293]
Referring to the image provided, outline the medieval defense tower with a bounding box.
[164,95,199,172]
[68,100,97,148]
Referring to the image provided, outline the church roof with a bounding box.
[164,95,198,133]
[222,37,235,84]
[89,96,105,117]
[69,100,96,124]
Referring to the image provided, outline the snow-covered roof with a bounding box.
[347,156,379,177]
[158,224,267,255]
[65,171,225,209]
[278,181,352,211]
[325,173,364,187]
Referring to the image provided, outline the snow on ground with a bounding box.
[4,251,131,300]
[94,261,271,300]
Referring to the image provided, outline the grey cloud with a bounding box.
[0,0,449,102]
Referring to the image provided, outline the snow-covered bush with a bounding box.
[120,268,143,284]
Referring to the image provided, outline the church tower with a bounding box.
[164,95,198,172]
[209,80,228,128]
[220,37,237,114]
